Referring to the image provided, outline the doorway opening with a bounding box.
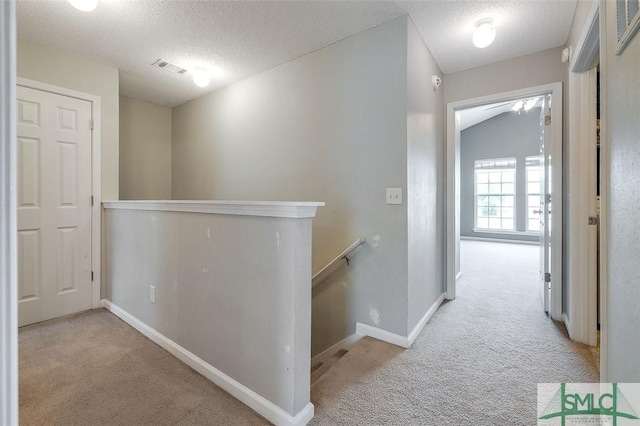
[446,83,564,321]
[456,98,547,315]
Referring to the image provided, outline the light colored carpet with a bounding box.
[19,309,268,426]
[310,241,599,425]
[19,241,598,425]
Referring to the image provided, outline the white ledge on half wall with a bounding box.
[102,200,325,219]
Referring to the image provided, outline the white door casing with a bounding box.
[598,0,609,381]
[446,83,563,321]
[17,86,92,326]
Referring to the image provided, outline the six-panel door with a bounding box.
[16,86,92,326]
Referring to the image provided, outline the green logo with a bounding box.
[539,383,639,425]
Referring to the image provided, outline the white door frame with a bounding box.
[0,1,18,424]
[17,78,102,310]
[566,0,600,347]
[446,82,564,321]
[598,0,609,382]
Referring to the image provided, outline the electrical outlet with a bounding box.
[150,285,156,304]
[386,188,402,205]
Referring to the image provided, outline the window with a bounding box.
[475,158,515,231]
[526,156,542,231]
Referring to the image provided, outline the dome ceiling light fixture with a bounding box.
[67,0,98,12]
[472,18,496,48]
[192,66,210,88]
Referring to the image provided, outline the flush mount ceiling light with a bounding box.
[192,66,210,88]
[472,18,496,48]
[67,0,98,12]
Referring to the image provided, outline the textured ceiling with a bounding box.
[17,0,578,107]
[404,0,578,74]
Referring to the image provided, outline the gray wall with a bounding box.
[172,16,445,355]
[603,0,640,381]
[443,47,568,105]
[17,40,120,200]
[104,207,313,417]
[567,0,595,50]
[460,110,541,242]
[406,20,445,331]
[119,96,172,200]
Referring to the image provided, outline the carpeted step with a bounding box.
[311,348,350,385]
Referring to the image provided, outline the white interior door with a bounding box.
[16,86,92,327]
[539,95,552,315]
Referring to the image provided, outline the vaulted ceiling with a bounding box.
[17,0,578,107]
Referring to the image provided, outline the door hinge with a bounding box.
[91,271,94,282]
[589,216,598,225]
[545,115,551,126]
[91,195,94,206]
[545,194,551,203]
[545,272,551,283]
[89,119,94,130]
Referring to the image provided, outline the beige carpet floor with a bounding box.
[19,309,268,425]
[20,241,599,425]
[310,241,599,425]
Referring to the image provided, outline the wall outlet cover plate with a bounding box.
[386,188,402,205]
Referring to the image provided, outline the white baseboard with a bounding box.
[407,293,445,346]
[461,236,538,245]
[101,300,313,426]
[355,322,410,348]
[356,293,445,349]
[311,334,363,366]
[562,312,573,340]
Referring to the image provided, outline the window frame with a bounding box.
[473,157,517,232]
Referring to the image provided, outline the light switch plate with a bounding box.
[150,285,156,304]
[386,188,402,205]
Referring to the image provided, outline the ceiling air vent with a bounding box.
[151,59,188,74]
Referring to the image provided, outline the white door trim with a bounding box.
[598,0,609,383]
[17,77,102,310]
[446,82,564,320]
[567,1,600,347]
[0,1,18,424]
[570,1,601,73]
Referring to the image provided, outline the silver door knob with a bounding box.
[533,210,543,214]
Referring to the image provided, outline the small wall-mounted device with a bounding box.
[432,75,442,91]
[561,47,571,63]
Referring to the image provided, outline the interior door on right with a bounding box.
[538,94,552,315]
